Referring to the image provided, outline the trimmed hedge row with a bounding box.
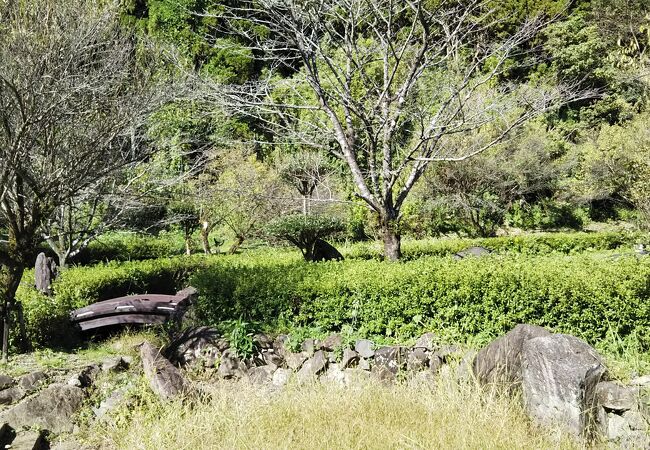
[346,231,646,260]
[16,233,650,349]
[189,253,650,348]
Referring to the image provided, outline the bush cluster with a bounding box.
[189,253,650,349]
[18,256,209,347]
[16,232,650,350]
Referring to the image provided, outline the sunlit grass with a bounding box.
[89,372,581,450]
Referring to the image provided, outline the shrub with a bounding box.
[188,252,650,350]
[17,256,209,348]
[265,214,344,261]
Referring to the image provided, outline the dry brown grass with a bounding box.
[90,370,584,450]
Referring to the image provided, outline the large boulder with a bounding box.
[473,324,551,387]
[297,350,327,382]
[0,384,85,433]
[521,334,607,438]
[140,341,188,400]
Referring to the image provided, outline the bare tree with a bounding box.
[204,0,591,260]
[0,0,177,360]
[275,150,334,215]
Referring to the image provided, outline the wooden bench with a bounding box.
[70,287,197,331]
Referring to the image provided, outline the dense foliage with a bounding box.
[16,232,649,349]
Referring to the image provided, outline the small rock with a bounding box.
[630,375,650,387]
[101,356,128,373]
[273,335,289,358]
[374,346,405,375]
[272,368,291,387]
[0,375,13,390]
[320,334,343,351]
[93,387,129,419]
[218,354,246,380]
[297,350,327,382]
[248,365,276,385]
[18,371,47,394]
[414,332,437,351]
[301,339,317,356]
[371,365,395,383]
[595,381,639,412]
[324,364,347,385]
[10,429,47,450]
[261,350,283,368]
[358,358,371,371]
[607,412,629,440]
[285,352,308,371]
[622,410,648,431]
[456,349,478,383]
[429,355,444,373]
[68,364,100,389]
[253,333,274,349]
[0,386,25,405]
[354,339,375,359]
[412,370,437,385]
[340,349,359,369]
[407,348,429,372]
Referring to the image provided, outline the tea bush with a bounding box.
[17,232,650,350]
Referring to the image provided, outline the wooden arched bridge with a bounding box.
[70,287,197,331]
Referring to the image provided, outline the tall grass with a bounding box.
[89,374,580,450]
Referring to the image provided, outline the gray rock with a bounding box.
[324,364,347,385]
[429,355,444,373]
[140,341,188,400]
[414,332,437,351]
[0,374,13,390]
[273,334,289,358]
[272,368,292,387]
[606,413,630,440]
[343,368,372,383]
[320,334,342,351]
[297,350,327,382]
[0,386,25,405]
[248,365,276,385]
[285,352,308,371]
[301,339,317,355]
[261,350,283,368]
[453,246,491,260]
[473,324,552,386]
[253,333,274,349]
[0,384,84,433]
[68,364,100,389]
[340,349,359,369]
[521,334,606,438]
[18,371,47,394]
[358,358,371,371]
[354,339,375,359]
[456,349,478,383]
[407,348,429,372]
[101,356,128,373]
[217,353,246,380]
[35,252,56,296]
[10,429,47,450]
[630,375,650,386]
[433,345,462,361]
[93,387,128,419]
[374,346,405,375]
[371,366,396,383]
[595,381,639,412]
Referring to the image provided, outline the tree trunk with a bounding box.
[228,236,245,254]
[200,222,212,255]
[0,263,25,363]
[380,214,401,261]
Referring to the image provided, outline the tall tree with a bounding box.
[0,0,175,359]
[210,0,590,260]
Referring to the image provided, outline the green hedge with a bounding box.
[188,253,650,348]
[16,232,650,350]
[346,231,645,260]
[17,256,210,347]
